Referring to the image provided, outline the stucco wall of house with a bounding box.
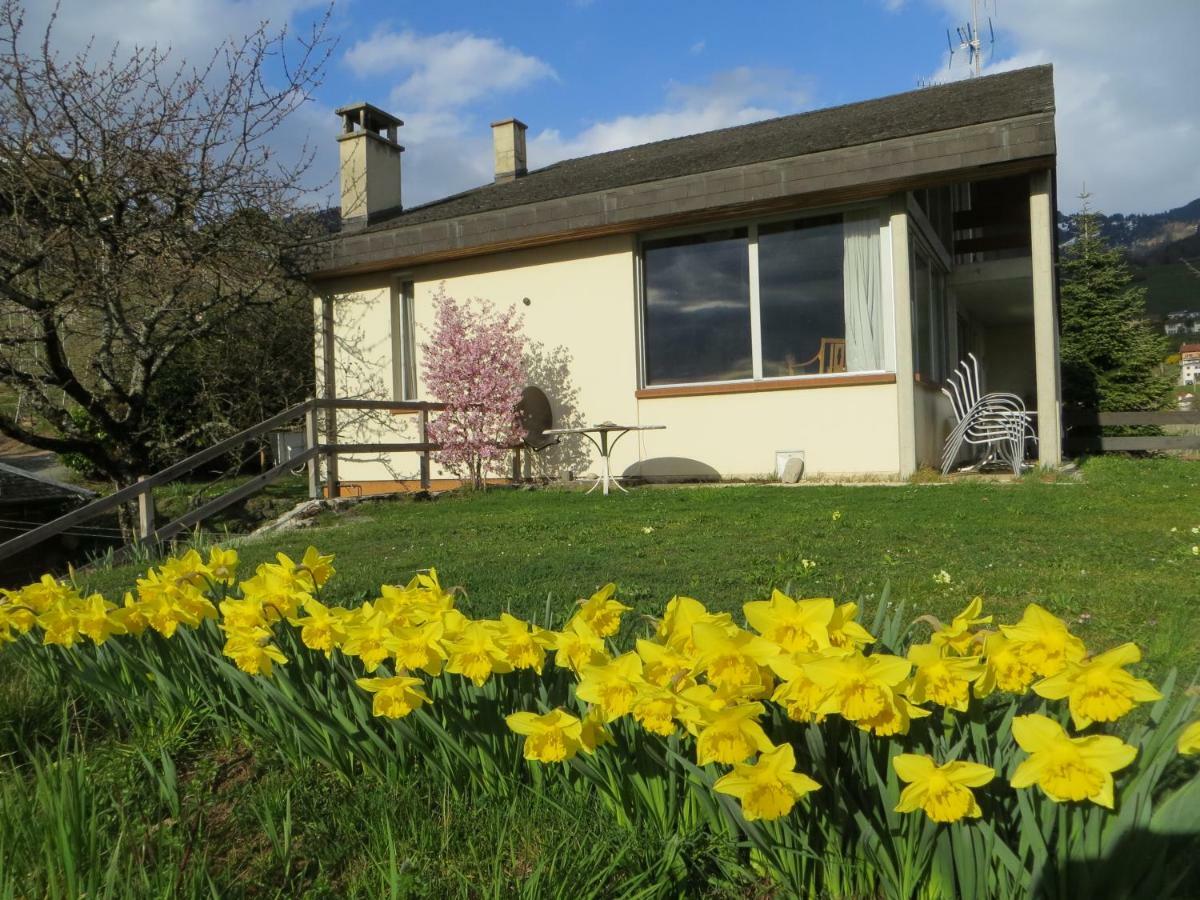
[317,232,904,485]
[913,383,954,471]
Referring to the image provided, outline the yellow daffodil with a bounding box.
[635,638,696,687]
[505,708,591,763]
[444,620,513,686]
[18,575,73,614]
[930,596,991,656]
[206,546,239,583]
[220,597,268,631]
[386,620,448,676]
[806,651,911,723]
[340,606,399,672]
[551,617,608,674]
[75,593,125,645]
[1009,714,1136,808]
[1178,721,1200,755]
[1000,604,1086,677]
[827,602,875,649]
[239,566,308,621]
[297,546,336,587]
[742,591,834,654]
[158,549,210,588]
[631,683,694,736]
[906,643,985,712]
[655,595,734,656]
[691,622,779,695]
[290,596,350,654]
[355,674,430,718]
[496,613,555,673]
[108,592,148,637]
[575,583,630,638]
[0,590,36,642]
[38,605,82,647]
[1033,643,1162,729]
[767,651,832,723]
[893,754,995,822]
[580,706,614,751]
[695,702,774,766]
[575,652,644,721]
[221,626,287,676]
[713,743,820,821]
[976,632,1038,696]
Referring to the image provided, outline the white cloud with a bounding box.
[690,40,706,54]
[930,0,1200,214]
[530,67,811,170]
[17,0,322,62]
[882,0,907,11]
[345,28,556,112]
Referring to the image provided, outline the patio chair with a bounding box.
[940,354,1036,476]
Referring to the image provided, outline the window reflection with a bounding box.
[758,216,846,377]
[642,229,752,385]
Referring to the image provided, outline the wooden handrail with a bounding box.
[0,397,446,567]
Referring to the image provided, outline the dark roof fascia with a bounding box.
[310,110,1056,281]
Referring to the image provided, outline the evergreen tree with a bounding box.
[1058,196,1171,411]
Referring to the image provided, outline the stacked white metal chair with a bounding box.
[940,354,1036,476]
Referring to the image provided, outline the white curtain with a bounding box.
[843,210,884,371]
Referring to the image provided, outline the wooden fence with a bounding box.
[1063,409,1200,453]
[0,398,444,566]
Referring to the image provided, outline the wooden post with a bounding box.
[136,476,155,543]
[418,408,431,491]
[305,400,319,500]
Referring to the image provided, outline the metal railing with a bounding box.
[0,398,445,565]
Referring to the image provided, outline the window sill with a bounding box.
[635,372,896,400]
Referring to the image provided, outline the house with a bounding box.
[1181,343,1200,385]
[306,65,1062,490]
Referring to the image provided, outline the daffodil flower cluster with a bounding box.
[3,549,1195,828]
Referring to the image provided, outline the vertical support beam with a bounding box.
[889,194,918,479]
[418,408,431,491]
[320,293,340,498]
[305,399,319,500]
[1029,169,1063,467]
[136,476,155,542]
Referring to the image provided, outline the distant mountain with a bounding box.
[1057,198,1200,258]
[1057,198,1200,330]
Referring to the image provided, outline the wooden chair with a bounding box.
[788,338,847,375]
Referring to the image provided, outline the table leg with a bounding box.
[600,431,610,496]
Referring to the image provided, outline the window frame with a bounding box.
[635,201,891,391]
[390,277,418,401]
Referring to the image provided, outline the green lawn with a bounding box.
[3,456,1197,897]
[84,455,1200,674]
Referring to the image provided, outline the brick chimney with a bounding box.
[491,118,528,183]
[336,102,404,229]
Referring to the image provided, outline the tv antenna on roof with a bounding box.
[947,0,995,77]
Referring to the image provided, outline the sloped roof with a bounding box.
[0,460,94,507]
[349,65,1054,236]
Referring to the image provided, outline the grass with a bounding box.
[3,455,1198,896]
[82,455,1200,674]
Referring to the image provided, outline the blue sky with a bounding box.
[25,0,1200,214]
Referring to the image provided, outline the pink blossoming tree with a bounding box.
[421,291,526,489]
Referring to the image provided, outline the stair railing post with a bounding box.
[419,408,431,491]
[136,476,155,543]
[305,399,319,500]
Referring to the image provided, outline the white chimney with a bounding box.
[336,102,404,229]
[491,118,528,183]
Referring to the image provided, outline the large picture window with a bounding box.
[640,210,885,387]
